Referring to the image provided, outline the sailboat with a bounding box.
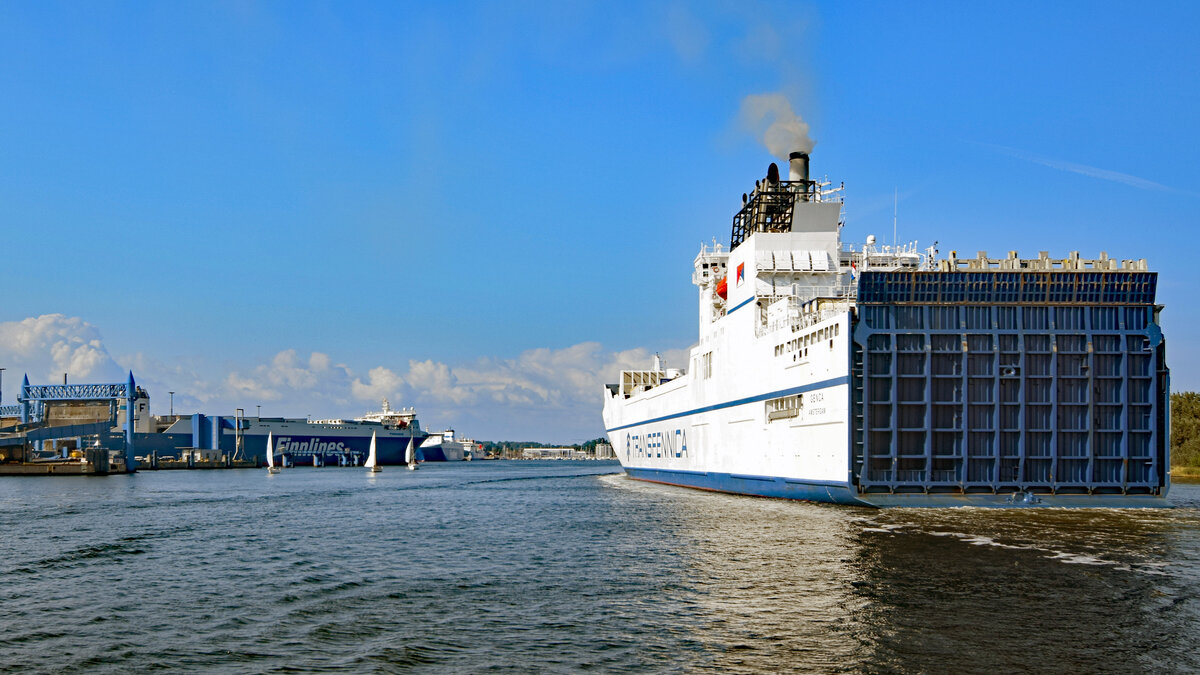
[366,430,381,473]
[406,436,418,471]
[266,432,280,474]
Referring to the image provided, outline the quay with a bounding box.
[1,376,141,475]
[3,373,471,471]
[0,373,265,475]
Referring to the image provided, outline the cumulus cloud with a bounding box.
[225,370,283,402]
[0,314,124,388]
[119,351,224,415]
[350,366,406,403]
[222,349,356,413]
[0,313,692,441]
[226,349,345,393]
[385,343,674,441]
[216,342,683,439]
[309,352,331,372]
[406,343,689,414]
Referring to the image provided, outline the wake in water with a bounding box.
[1,465,1198,672]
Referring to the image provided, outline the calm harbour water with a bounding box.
[2,461,1199,673]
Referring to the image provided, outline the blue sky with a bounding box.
[1,1,1197,442]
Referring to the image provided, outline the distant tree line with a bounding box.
[477,437,608,457]
[1173,392,1200,469]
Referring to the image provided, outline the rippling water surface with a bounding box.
[2,462,1199,673]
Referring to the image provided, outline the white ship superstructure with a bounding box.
[353,398,418,426]
[603,152,1169,507]
[419,429,476,461]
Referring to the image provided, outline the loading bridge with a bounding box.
[852,266,1168,497]
[11,373,141,472]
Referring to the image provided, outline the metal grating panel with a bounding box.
[21,383,131,401]
[858,271,1157,306]
[851,271,1168,496]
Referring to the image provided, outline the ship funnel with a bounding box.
[788,151,809,183]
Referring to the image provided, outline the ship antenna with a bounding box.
[893,187,898,255]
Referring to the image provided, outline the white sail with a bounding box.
[266,432,275,468]
[365,430,378,470]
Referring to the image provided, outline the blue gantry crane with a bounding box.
[9,372,142,471]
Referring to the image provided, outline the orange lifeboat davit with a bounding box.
[716,276,728,300]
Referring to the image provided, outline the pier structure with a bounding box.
[0,372,143,473]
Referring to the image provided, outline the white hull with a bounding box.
[604,310,852,487]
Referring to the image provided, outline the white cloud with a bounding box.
[1,313,691,442]
[309,352,331,372]
[223,349,356,415]
[225,370,282,401]
[0,314,124,387]
[117,351,221,415]
[225,349,346,394]
[392,342,690,440]
[218,342,680,439]
[350,366,406,404]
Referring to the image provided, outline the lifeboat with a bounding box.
[716,276,728,300]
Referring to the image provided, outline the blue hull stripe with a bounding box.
[605,376,849,432]
[625,467,865,505]
[623,467,1170,508]
[726,296,754,314]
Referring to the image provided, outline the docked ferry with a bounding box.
[164,398,430,466]
[602,151,1169,507]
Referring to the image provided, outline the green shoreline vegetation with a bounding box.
[476,438,609,459]
[1173,392,1200,477]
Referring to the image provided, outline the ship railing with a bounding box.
[697,240,730,259]
[755,282,857,338]
[770,282,858,304]
[756,302,854,338]
[841,241,937,271]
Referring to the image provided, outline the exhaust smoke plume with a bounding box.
[740,93,815,159]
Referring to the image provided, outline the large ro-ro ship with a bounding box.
[602,151,1169,507]
[160,399,466,465]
